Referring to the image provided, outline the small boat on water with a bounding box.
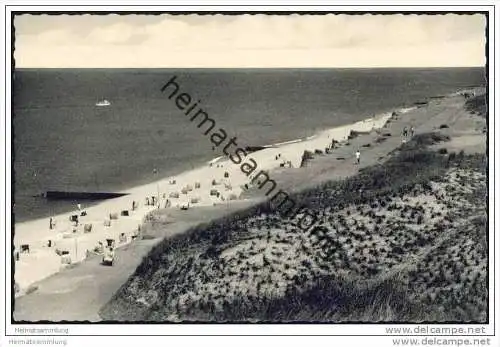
[96,99,111,107]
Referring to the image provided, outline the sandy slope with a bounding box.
[13,107,393,293]
[13,200,256,321]
[100,91,487,322]
[114,167,485,322]
[13,89,485,321]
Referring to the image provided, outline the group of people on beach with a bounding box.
[353,124,416,166]
[145,196,157,206]
[402,125,415,143]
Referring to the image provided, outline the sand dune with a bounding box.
[101,154,486,322]
[14,88,487,322]
[98,91,487,322]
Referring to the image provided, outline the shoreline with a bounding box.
[15,105,402,224]
[16,103,411,226]
[15,83,478,224]
[12,87,486,321]
[12,88,477,295]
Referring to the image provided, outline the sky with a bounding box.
[14,14,487,68]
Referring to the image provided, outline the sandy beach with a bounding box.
[13,103,396,293]
[13,87,486,321]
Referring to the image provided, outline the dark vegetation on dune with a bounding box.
[194,275,418,322]
[465,94,488,118]
[100,131,487,323]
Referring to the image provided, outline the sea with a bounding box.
[13,68,486,222]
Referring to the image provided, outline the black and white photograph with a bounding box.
[2,3,498,346]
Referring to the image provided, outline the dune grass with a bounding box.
[465,93,488,118]
[123,132,452,284]
[100,131,487,322]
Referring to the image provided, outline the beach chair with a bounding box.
[84,224,93,233]
[103,219,111,227]
[55,248,69,256]
[119,233,127,243]
[106,239,116,248]
[20,244,30,254]
[102,247,115,266]
[94,243,104,254]
[121,210,129,216]
[61,254,72,265]
[132,227,140,241]
[109,213,119,220]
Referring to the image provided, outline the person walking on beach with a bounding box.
[49,217,53,230]
[410,126,415,137]
[402,126,408,143]
[355,150,361,165]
